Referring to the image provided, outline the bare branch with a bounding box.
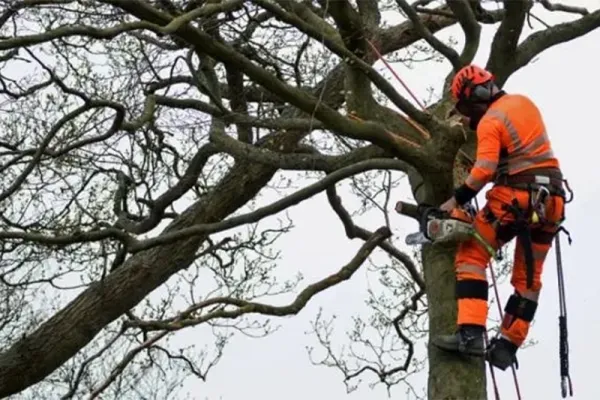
[0,103,123,203]
[146,75,283,104]
[326,185,425,289]
[255,0,435,130]
[344,287,425,384]
[512,9,600,81]
[446,0,481,66]
[154,95,324,130]
[130,159,410,252]
[161,0,245,29]
[125,226,392,331]
[395,0,461,70]
[486,1,531,77]
[539,0,589,16]
[0,22,157,51]
[88,330,169,399]
[114,143,219,234]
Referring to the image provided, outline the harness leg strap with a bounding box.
[519,227,535,289]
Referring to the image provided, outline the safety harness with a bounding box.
[481,168,565,287]
[475,167,574,399]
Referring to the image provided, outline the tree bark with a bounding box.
[409,132,486,399]
[423,242,486,399]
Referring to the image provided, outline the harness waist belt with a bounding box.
[495,168,565,195]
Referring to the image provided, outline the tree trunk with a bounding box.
[412,161,487,399]
[423,242,487,399]
[0,159,280,398]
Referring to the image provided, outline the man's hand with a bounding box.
[440,197,457,212]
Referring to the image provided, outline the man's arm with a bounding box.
[454,117,502,206]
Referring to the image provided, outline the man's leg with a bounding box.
[432,203,505,356]
[488,196,565,370]
[486,235,548,369]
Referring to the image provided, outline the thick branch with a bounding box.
[210,126,390,171]
[317,0,362,42]
[511,9,600,82]
[0,21,156,51]
[314,0,381,123]
[486,0,530,75]
[224,64,253,143]
[357,0,381,27]
[160,0,244,29]
[446,0,481,66]
[393,201,420,220]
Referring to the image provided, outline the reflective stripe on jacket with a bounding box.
[465,93,560,192]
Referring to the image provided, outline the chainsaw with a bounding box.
[404,203,477,246]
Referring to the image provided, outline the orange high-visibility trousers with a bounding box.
[454,184,565,348]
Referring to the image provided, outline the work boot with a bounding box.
[486,337,519,370]
[432,324,485,356]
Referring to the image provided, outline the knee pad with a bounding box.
[502,292,538,329]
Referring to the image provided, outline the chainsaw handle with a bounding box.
[418,204,449,220]
[417,205,449,240]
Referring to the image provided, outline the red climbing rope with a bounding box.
[365,39,426,111]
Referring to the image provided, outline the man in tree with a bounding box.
[433,65,568,371]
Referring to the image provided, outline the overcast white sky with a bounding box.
[183,3,600,400]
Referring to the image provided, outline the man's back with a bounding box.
[480,93,560,177]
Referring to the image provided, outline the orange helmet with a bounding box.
[451,64,494,101]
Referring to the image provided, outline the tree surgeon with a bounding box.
[432,64,568,371]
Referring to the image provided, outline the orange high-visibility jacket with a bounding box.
[464,93,560,192]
